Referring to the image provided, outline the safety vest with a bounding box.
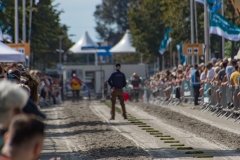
[190,69,200,87]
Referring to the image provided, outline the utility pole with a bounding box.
[59,36,64,64]
[190,0,195,65]
[221,0,225,58]
[14,0,18,43]
[204,0,210,63]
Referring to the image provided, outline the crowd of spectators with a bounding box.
[0,62,62,160]
[145,57,240,110]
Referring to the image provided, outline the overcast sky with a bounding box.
[54,0,102,43]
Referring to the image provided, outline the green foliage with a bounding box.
[94,0,135,41]
[128,0,164,63]
[0,0,73,68]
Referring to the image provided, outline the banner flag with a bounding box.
[176,44,186,64]
[158,28,172,55]
[210,11,240,41]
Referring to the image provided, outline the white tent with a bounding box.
[69,31,105,54]
[110,29,136,53]
[234,49,240,59]
[0,42,25,62]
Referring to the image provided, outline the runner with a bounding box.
[70,74,82,102]
[108,63,127,120]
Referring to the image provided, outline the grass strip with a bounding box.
[130,121,143,124]
[170,144,185,147]
[155,135,170,137]
[193,154,213,158]
[185,151,204,154]
[133,123,147,125]
[177,147,193,150]
[160,138,174,140]
[138,125,151,127]
[150,132,162,135]
[164,140,180,143]
[146,130,159,133]
[128,119,139,121]
[142,128,154,130]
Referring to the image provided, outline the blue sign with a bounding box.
[81,46,112,56]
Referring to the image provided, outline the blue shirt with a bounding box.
[226,66,234,83]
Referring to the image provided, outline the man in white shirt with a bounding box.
[206,62,215,81]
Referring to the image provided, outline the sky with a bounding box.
[54,0,102,43]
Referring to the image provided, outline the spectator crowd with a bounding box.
[0,62,62,160]
[145,57,240,110]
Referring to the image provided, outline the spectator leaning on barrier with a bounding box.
[215,61,228,107]
[0,80,28,149]
[190,64,201,106]
[0,115,45,160]
[108,63,127,120]
[206,62,215,81]
[230,65,240,86]
[226,59,237,83]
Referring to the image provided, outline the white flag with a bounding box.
[35,0,40,5]
[0,29,3,41]
[167,38,172,47]
[3,34,12,43]
[195,0,204,4]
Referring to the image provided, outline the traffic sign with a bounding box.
[182,44,204,56]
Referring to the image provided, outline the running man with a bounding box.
[108,63,127,120]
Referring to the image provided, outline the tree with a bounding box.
[94,0,135,42]
[128,0,167,68]
[0,0,73,68]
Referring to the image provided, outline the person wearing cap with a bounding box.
[108,63,127,120]
[70,74,82,102]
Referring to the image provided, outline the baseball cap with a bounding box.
[211,58,217,62]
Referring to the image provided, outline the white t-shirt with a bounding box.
[207,68,215,80]
[200,73,206,80]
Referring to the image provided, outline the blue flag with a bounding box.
[158,27,172,55]
[211,0,222,11]
[0,1,5,11]
[176,44,186,64]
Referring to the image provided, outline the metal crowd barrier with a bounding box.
[143,80,240,124]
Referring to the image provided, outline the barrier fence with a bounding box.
[130,80,240,123]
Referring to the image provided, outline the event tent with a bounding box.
[0,42,25,62]
[68,31,106,55]
[110,30,136,53]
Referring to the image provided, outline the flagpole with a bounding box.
[28,0,33,43]
[194,0,199,64]
[22,0,26,42]
[14,0,19,43]
[170,40,173,68]
[190,0,195,65]
[204,0,210,63]
[221,0,225,58]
